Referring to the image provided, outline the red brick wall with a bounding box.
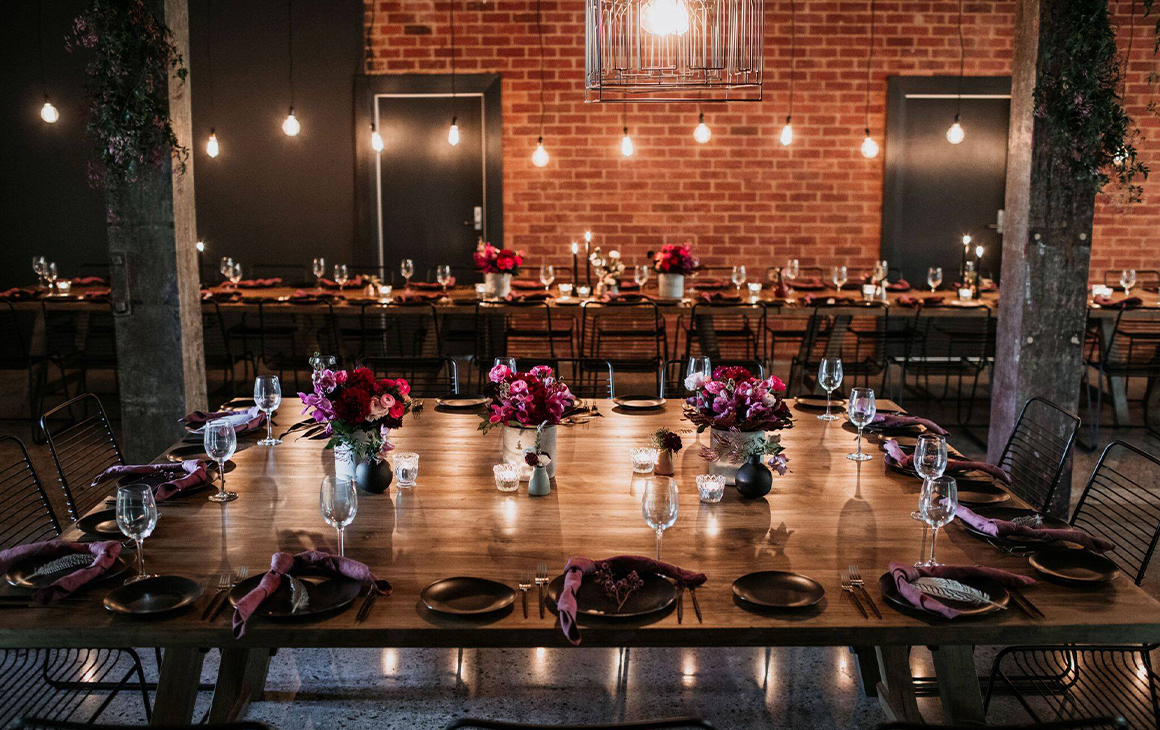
[365,0,1154,281]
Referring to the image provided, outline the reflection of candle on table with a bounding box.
[584,230,592,288]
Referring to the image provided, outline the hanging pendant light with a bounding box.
[40,98,59,124]
[946,116,965,145]
[204,1,220,155]
[640,0,690,37]
[206,129,221,157]
[282,108,301,137]
[693,112,711,143]
[780,0,796,146]
[947,0,966,145]
[860,129,879,159]
[446,0,459,147]
[530,0,550,167]
[36,2,59,124]
[282,0,300,137]
[448,116,460,146]
[621,127,635,157]
[780,117,794,147]
[859,0,878,158]
[370,125,384,153]
[532,137,549,167]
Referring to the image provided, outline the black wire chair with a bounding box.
[788,303,892,396]
[897,308,993,424]
[254,303,323,391]
[984,442,1160,729]
[443,718,714,730]
[16,721,272,730]
[580,301,667,394]
[0,436,151,728]
[0,303,74,442]
[659,358,765,399]
[994,397,1080,516]
[363,302,443,359]
[499,300,578,359]
[203,301,251,399]
[40,393,124,522]
[513,357,615,400]
[1082,308,1160,446]
[760,301,810,374]
[680,301,765,362]
[364,356,460,398]
[879,719,1126,730]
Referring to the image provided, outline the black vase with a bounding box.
[734,455,772,499]
[354,458,393,494]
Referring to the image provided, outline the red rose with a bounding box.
[388,401,405,419]
[335,370,348,384]
[395,379,411,396]
[334,387,371,424]
[348,368,376,392]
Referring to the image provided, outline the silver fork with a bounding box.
[207,565,249,622]
[202,572,231,620]
[841,571,867,619]
[535,563,549,619]
[847,564,881,619]
[518,576,533,619]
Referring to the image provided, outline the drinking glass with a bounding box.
[43,262,58,290]
[784,259,800,282]
[312,257,326,289]
[117,482,159,582]
[320,476,358,557]
[310,354,337,388]
[832,266,848,292]
[437,264,453,295]
[642,477,679,560]
[400,259,414,288]
[633,265,650,287]
[696,474,725,504]
[228,262,243,287]
[334,264,349,288]
[927,267,943,293]
[1121,269,1137,296]
[32,256,47,288]
[817,357,844,421]
[493,357,517,374]
[394,452,419,487]
[918,476,958,567]
[846,387,877,461]
[203,417,239,503]
[539,264,555,292]
[493,463,520,492]
[910,432,948,563]
[630,447,658,474]
[254,375,282,446]
[685,356,712,391]
[219,256,233,279]
[731,265,747,291]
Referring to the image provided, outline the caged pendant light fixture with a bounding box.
[584,0,764,102]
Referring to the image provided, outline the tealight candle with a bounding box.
[393,452,419,487]
[957,287,973,301]
[630,447,657,474]
[861,284,876,301]
[493,463,521,492]
[474,283,487,299]
[747,282,761,303]
[576,285,591,299]
[696,474,726,503]
[558,283,573,298]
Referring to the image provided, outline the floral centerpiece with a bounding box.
[481,363,581,478]
[588,247,625,295]
[473,240,524,298]
[651,427,683,476]
[651,243,699,298]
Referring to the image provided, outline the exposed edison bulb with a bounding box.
[282,109,301,137]
[40,99,59,124]
[946,115,965,145]
[448,116,460,147]
[621,127,634,157]
[779,117,793,146]
[693,113,711,144]
[975,244,984,259]
[962,234,972,245]
[860,130,879,159]
[641,0,690,37]
[196,240,206,252]
[531,136,549,167]
[206,130,220,158]
[370,126,384,153]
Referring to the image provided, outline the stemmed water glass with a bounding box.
[927,267,943,293]
[685,356,712,391]
[732,265,747,292]
[918,476,958,567]
[334,264,350,288]
[203,417,239,503]
[911,433,948,564]
[254,375,282,446]
[832,266,848,292]
[633,265,650,288]
[117,482,159,582]
[219,257,233,281]
[43,262,58,292]
[540,264,555,292]
[228,262,243,287]
[310,354,337,388]
[1121,269,1137,296]
[642,477,679,560]
[494,356,517,374]
[846,387,877,461]
[312,257,326,289]
[32,257,47,288]
[401,259,414,289]
[320,476,358,557]
[437,265,453,296]
[817,357,843,421]
[783,259,800,287]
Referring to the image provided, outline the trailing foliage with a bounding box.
[69,0,189,187]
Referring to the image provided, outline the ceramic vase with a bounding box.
[528,466,551,496]
[657,273,685,299]
[335,444,393,494]
[655,449,675,476]
[501,424,558,479]
[734,455,773,499]
[708,428,765,485]
[485,272,512,299]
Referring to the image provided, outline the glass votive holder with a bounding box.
[747,282,761,302]
[957,287,973,300]
[630,447,658,474]
[493,462,520,492]
[393,452,419,487]
[56,281,72,295]
[696,474,726,503]
[558,283,574,298]
[576,285,591,299]
[379,285,393,300]
[474,283,487,299]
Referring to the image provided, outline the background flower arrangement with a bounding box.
[300,367,419,463]
[588,247,625,288]
[651,243,699,276]
[473,241,524,275]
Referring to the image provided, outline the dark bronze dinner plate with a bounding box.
[878,572,1009,618]
[546,573,676,618]
[77,509,121,537]
[435,395,489,410]
[613,395,666,410]
[104,575,203,615]
[1028,549,1120,584]
[228,571,362,619]
[732,571,825,609]
[794,395,845,411]
[420,577,516,615]
[6,553,131,589]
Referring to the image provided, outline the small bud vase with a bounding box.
[655,449,674,476]
[528,466,551,496]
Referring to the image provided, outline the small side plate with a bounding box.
[956,481,1012,506]
[613,395,666,410]
[420,577,516,615]
[732,571,825,609]
[103,575,203,615]
[1029,549,1120,584]
[435,396,489,410]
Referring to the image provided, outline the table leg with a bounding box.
[151,647,206,726]
[209,647,273,723]
[930,644,985,725]
[1099,318,1130,425]
[852,646,881,697]
[875,646,921,723]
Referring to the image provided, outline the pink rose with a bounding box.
[489,364,512,383]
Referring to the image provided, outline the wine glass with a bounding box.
[783,259,799,287]
[927,267,943,293]
[320,476,358,557]
[817,357,844,421]
[43,262,58,291]
[437,265,453,296]
[117,482,159,582]
[254,375,282,446]
[228,262,243,287]
[32,257,47,288]
[539,264,555,292]
[910,432,948,563]
[334,264,349,288]
[832,266,848,292]
[312,257,326,289]
[493,356,517,374]
[203,417,238,503]
[846,387,877,461]
[310,354,337,388]
[1121,269,1137,296]
[633,265,650,288]
[642,477,679,560]
[731,265,747,291]
[685,356,712,391]
[219,256,233,279]
[919,476,958,567]
[401,259,414,289]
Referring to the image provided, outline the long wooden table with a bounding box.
[3,399,1159,724]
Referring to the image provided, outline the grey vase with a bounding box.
[734,455,772,499]
[354,458,393,494]
[528,466,551,496]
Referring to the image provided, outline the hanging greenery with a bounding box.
[69,0,189,187]
[1034,0,1147,202]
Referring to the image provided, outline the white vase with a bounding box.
[658,273,685,299]
[502,424,558,479]
[485,272,512,298]
[708,428,765,485]
[335,443,357,483]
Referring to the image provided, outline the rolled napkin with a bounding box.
[1093,296,1143,309]
[233,550,392,638]
[886,279,911,292]
[0,288,36,301]
[507,291,552,302]
[872,413,948,436]
[897,295,944,308]
[557,555,706,645]
[954,504,1115,553]
[790,278,825,291]
[888,562,1034,619]
[319,276,365,289]
[180,405,264,434]
[883,439,1012,485]
[510,279,544,290]
[699,291,743,304]
[0,540,122,604]
[70,276,107,286]
[691,278,729,290]
[802,294,857,306]
[393,292,440,304]
[91,460,209,501]
[234,278,283,289]
[409,280,453,291]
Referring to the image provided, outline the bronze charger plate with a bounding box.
[878,573,1010,618]
[546,573,676,618]
[954,479,1012,506]
[435,395,489,410]
[794,395,846,411]
[1028,549,1120,584]
[732,571,825,609]
[613,395,666,410]
[229,571,362,619]
[104,575,203,615]
[6,553,131,589]
[421,577,516,615]
[77,508,121,537]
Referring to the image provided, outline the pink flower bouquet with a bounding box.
[651,243,699,276]
[299,367,418,463]
[479,363,581,434]
[683,366,793,433]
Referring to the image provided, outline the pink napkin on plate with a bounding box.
[409,280,453,291]
[888,561,1033,619]
[699,292,743,304]
[803,294,857,306]
[319,276,365,289]
[234,278,282,289]
[91,460,209,501]
[0,288,36,301]
[507,291,552,302]
[70,276,106,286]
[1093,296,1143,309]
[557,555,706,645]
[0,540,122,604]
[886,279,911,292]
[897,295,944,308]
[790,278,826,291]
[692,278,729,290]
[510,279,544,290]
[882,439,1011,484]
[873,413,948,436]
[180,406,264,433]
[954,504,1115,553]
[232,550,391,638]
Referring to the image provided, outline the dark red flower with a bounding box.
[712,365,754,382]
[333,387,371,424]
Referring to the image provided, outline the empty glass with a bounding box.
[685,356,712,391]
[494,357,517,374]
[911,432,948,563]
[1121,269,1137,296]
[493,463,520,492]
[219,256,233,279]
[696,474,726,503]
[540,264,555,292]
[32,256,47,287]
[817,357,844,421]
[43,262,58,290]
[732,265,747,291]
[254,375,282,446]
[846,387,877,461]
[437,265,453,295]
[633,265,650,288]
[203,417,239,503]
[832,265,848,292]
[394,452,419,487]
[919,476,958,566]
[630,447,658,474]
[784,259,800,283]
[400,259,414,288]
[927,267,943,293]
[642,477,679,560]
[320,476,358,557]
[228,261,243,287]
[334,264,349,288]
[117,482,159,582]
[312,257,326,288]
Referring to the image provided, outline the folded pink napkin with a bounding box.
[232,550,391,638]
[790,278,825,291]
[507,291,552,302]
[882,439,1011,485]
[393,292,440,304]
[954,504,1115,553]
[410,280,453,291]
[180,406,264,433]
[290,289,344,302]
[888,561,1033,619]
[873,413,948,436]
[886,279,911,292]
[803,294,857,306]
[320,276,365,289]
[234,278,282,289]
[0,540,122,604]
[1093,296,1143,309]
[897,295,944,308]
[699,292,743,304]
[70,276,106,286]
[510,279,544,290]
[557,555,706,645]
[619,281,641,291]
[91,460,209,501]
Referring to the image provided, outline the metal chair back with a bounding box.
[513,358,615,399]
[996,396,1080,515]
[0,435,61,549]
[40,393,124,522]
[365,357,460,398]
[685,302,765,361]
[660,358,765,399]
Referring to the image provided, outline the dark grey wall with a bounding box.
[0,0,363,289]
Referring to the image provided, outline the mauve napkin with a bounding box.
[507,291,553,302]
[393,292,441,304]
[802,294,857,306]
[320,276,365,289]
[790,278,826,291]
[410,280,453,291]
[618,281,641,291]
[897,295,944,308]
[698,292,743,304]
[0,288,36,301]
[873,413,948,436]
[888,561,1033,619]
[70,276,106,286]
[91,460,209,501]
[180,406,264,434]
[235,278,282,289]
[0,540,122,604]
[289,289,344,302]
[954,504,1115,553]
[886,279,912,292]
[232,550,391,638]
[1093,296,1144,309]
[557,555,706,645]
[510,279,544,290]
[882,439,1012,485]
[604,293,651,303]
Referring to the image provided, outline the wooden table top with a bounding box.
[2,399,1158,650]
